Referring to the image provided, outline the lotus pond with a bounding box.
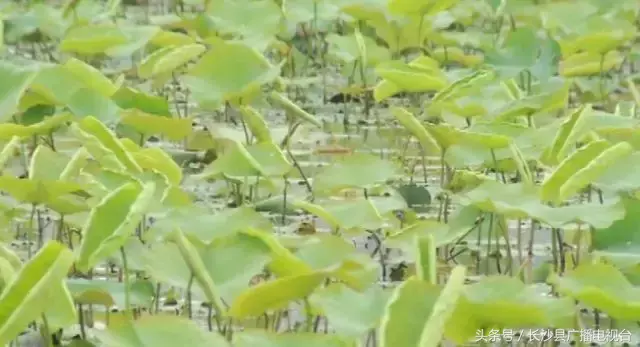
[0,0,640,346]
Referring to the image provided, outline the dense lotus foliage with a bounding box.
[0,0,639,346]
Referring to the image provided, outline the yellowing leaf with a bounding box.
[150,30,196,47]
[0,137,21,171]
[197,140,292,180]
[268,92,322,127]
[120,109,192,141]
[229,272,326,318]
[167,229,227,317]
[560,51,624,77]
[59,24,129,55]
[71,116,142,174]
[541,140,633,204]
[0,243,22,271]
[76,182,156,272]
[391,107,440,153]
[131,147,183,185]
[243,228,312,277]
[238,106,272,142]
[139,44,206,78]
[388,0,458,15]
[375,60,447,94]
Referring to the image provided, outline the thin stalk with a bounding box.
[526,219,536,283]
[281,176,288,225]
[475,215,485,275]
[186,273,194,319]
[498,218,514,275]
[303,298,314,332]
[207,306,213,331]
[40,314,53,347]
[120,247,133,320]
[484,213,495,274]
[419,147,428,185]
[154,283,161,314]
[286,147,313,196]
[575,224,583,267]
[599,53,606,101]
[555,228,566,274]
[551,228,558,273]
[77,304,87,339]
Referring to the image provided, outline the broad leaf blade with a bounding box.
[0,241,75,345]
